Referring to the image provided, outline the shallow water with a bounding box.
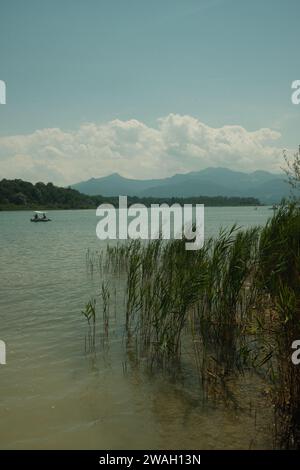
[0,207,274,449]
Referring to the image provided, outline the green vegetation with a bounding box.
[0,178,261,210]
[258,205,300,448]
[85,202,300,448]
[0,179,102,210]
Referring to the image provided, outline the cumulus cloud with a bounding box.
[0,114,283,184]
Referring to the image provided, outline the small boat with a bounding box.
[30,211,51,222]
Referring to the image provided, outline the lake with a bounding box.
[0,207,274,449]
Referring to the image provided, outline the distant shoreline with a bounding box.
[0,202,264,211]
[0,178,262,210]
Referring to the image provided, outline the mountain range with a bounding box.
[71,167,291,203]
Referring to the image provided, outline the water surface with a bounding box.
[0,207,274,449]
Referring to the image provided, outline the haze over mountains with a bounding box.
[72,167,289,204]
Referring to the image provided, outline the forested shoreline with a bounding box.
[0,178,261,210]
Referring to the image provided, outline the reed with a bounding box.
[84,202,300,447]
[257,204,300,448]
[101,281,110,339]
[81,298,96,351]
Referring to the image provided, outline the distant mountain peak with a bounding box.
[71,167,287,203]
[105,172,123,179]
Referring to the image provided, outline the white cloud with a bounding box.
[0,114,283,184]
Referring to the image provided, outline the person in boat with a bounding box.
[34,213,38,220]
[42,213,47,219]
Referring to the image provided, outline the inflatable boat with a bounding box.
[30,211,51,222]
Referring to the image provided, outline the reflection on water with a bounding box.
[0,207,273,449]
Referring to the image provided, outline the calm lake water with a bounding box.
[0,207,275,449]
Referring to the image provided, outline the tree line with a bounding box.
[0,178,261,210]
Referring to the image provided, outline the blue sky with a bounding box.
[0,0,299,183]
